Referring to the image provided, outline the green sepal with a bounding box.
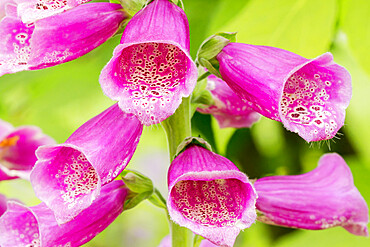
[193,235,205,247]
[120,169,154,210]
[196,32,237,78]
[116,0,147,16]
[148,189,167,209]
[174,137,212,159]
[192,90,214,107]
[169,0,184,9]
[191,67,214,114]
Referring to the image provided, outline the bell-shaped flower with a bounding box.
[100,0,197,126]
[15,0,92,23]
[255,153,369,236]
[197,74,260,128]
[0,119,55,181]
[30,104,143,224]
[167,142,257,247]
[0,2,127,77]
[158,235,218,247]
[0,180,128,247]
[217,43,351,142]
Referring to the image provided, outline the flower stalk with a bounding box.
[162,96,193,247]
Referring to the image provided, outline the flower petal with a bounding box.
[29,3,127,70]
[100,0,197,125]
[15,0,92,23]
[217,43,351,142]
[1,126,55,171]
[198,74,260,128]
[0,0,14,20]
[30,104,142,224]
[0,194,6,217]
[1,121,55,181]
[0,180,128,247]
[0,2,127,77]
[167,144,257,247]
[0,5,34,76]
[255,153,369,236]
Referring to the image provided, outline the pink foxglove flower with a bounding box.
[255,153,369,236]
[30,104,143,224]
[197,74,260,128]
[0,119,55,181]
[100,0,197,125]
[159,235,218,247]
[0,2,127,77]
[15,0,92,23]
[217,43,351,142]
[0,180,128,247]
[167,144,257,247]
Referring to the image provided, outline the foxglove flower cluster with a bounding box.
[0,1,127,76]
[0,0,367,246]
[216,43,351,142]
[167,142,257,247]
[255,153,369,236]
[100,0,197,125]
[197,74,260,128]
[0,180,128,246]
[0,119,54,181]
[30,104,143,223]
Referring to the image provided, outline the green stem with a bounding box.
[161,97,193,247]
[161,97,192,160]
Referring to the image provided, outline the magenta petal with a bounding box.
[255,153,369,236]
[0,7,34,76]
[0,0,14,19]
[30,104,142,224]
[100,0,197,125]
[0,3,127,77]
[167,145,257,247]
[217,43,352,142]
[29,3,127,70]
[1,121,55,181]
[0,194,6,217]
[16,0,92,23]
[198,74,260,128]
[0,180,128,246]
[1,126,55,171]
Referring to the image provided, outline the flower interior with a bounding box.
[114,42,188,123]
[52,147,98,209]
[3,207,40,247]
[34,0,68,11]
[0,20,34,69]
[281,63,343,140]
[171,179,249,227]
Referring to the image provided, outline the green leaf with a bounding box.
[210,0,338,58]
[340,0,370,76]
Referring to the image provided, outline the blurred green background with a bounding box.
[0,0,369,246]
